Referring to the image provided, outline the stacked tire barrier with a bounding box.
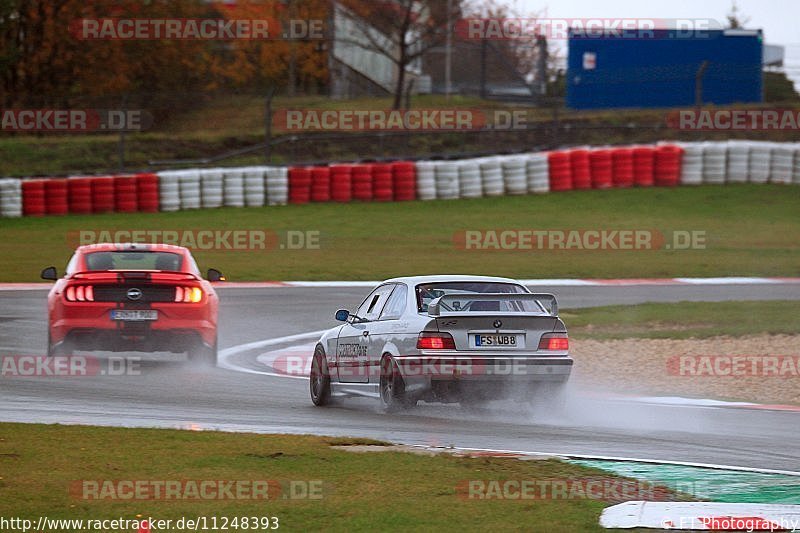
[611,147,635,187]
[457,158,482,199]
[415,161,436,200]
[310,166,331,202]
[435,160,460,200]
[243,167,266,207]
[569,149,592,190]
[91,177,115,213]
[329,164,352,203]
[136,173,160,213]
[502,156,528,195]
[548,151,573,191]
[21,180,46,216]
[3,141,800,218]
[526,153,550,194]
[632,146,655,187]
[392,161,416,201]
[288,167,312,204]
[589,149,613,189]
[67,177,93,214]
[0,178,22,217]
[199,169,224,208]
[654,145,682,187]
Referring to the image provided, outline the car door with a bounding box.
[365,284,410,383]
[336,284,395,383]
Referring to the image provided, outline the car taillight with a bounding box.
[64,285,94,302]
[174,286,204,303]
[417,332,456,350]
[538,333,569,351]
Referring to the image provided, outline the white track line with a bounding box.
[217,330,325,378]
[430,445,800,477]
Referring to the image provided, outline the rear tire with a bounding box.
[47,333,71,357]
[310,346,332,406]
[380,356,415,411]
[189,337,217,367]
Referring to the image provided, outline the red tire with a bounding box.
[288,167,312,204]
[547,151,573,192]
[44,179,69,216]
[67,177,93,214]
[91,177,115,213]
[136,173,160,212]
[22,180,46,217]
[114,176,139,213]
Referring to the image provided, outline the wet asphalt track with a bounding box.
[1,282,799,472]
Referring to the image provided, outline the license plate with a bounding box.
[111,310,158,321]
[474,334,519,347]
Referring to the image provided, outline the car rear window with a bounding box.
[415,282,527,313]
[85,252,183,272]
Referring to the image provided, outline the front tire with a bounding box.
[310,346,332,406]
[380,356,415,411]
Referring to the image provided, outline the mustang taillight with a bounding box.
[538,333,569,351]
[64,285,94,302]
[174,286,204,303]
[417,332,456,350]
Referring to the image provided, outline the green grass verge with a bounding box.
[564,301,800,340]
[1,185,798,282]
[0,423,639,532]
[3,94,799,176]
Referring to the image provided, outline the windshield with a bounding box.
[85,251,183,272]
[415,282,527,313]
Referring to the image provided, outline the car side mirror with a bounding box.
[41,266,57,281]
[207,268,225,282]
[335,309,350,322]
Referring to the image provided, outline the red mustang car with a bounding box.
[42,243,223,365]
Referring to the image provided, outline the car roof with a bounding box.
[384,274,521,286]
[76,243,190,254]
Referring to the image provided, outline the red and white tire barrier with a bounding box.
[3,141,800,217]
[600,501,800,531]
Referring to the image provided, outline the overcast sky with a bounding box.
[507,0,799,45]
[506,0,800,87]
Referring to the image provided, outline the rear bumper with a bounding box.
[50,304,216,351]
[394,353,573,383]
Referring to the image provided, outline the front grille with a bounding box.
[93,285,176,303]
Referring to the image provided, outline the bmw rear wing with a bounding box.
[427,293,558,317]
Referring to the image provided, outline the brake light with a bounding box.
[64,285,94,302]
[417,332,456,350]
[538,333,569,351]
[174,286,204,303]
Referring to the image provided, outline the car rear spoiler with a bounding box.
[427,293,558,317]
[70,270,199,282]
